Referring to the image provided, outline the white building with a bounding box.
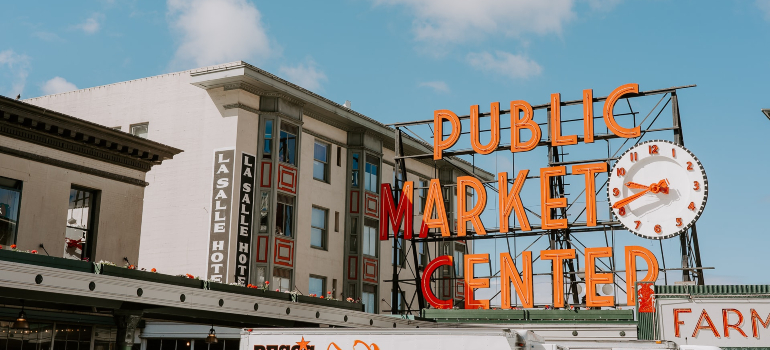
[26,61,492,314]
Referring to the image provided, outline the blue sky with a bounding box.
[2,0,770,290]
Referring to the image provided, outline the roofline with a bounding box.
[190,61,494,180]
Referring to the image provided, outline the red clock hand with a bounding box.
[625,182,649,190]
[613,179,670,209]
[612,189,650,209]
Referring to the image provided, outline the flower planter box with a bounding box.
[208,283,292,301]
[296,295,365,312]
[99,265,203,289]
[0,249,92,273]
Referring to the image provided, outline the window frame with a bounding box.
[275,194,294,238]
[418,179,428,214]
[308,275,327,297]
[272,267,292,292]
[392,235,404,267]
[0,176,22,247]
[263,119,274,159]
[310,206,328,250]
[362,284,378,314]
[65,185,101,261]
[278,122,298,166]
[362,221,378,258]
[129,122,149,139]
[351,153,360,188]
[313,141,330,183]
[364,157,379,193]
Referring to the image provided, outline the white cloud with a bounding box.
[75,13,104,34]
[279,58,328,92]
[758,0,770,21]
[372,0,574,45]
[466,51,542,80]
[167,0,273,69]
[0,50,31,97]
[418,81,450,93]
[587,0,622,12]
[41,77,78,95]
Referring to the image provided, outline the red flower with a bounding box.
[151,268,157,273]
[327,291,331,294]
[128,265,135,269]
[30,250,37,254]
[265,281,269,285]
[186,274,194,279]
[320,296,324,299]
[0,245,3,249]
[11,244,16,249]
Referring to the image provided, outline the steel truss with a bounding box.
[385,85,706,315]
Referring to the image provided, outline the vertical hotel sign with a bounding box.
[236,153,256,284]
[208,149,234,283]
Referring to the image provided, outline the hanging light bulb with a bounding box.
[204,326,218,344]
[12,301,29,330]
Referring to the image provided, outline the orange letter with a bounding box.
[723,309,747,338]
[540,249,575,308]
[751,309,770,338]
[585,247,614,307]
[470,103,500,154]
[422,255,454,309]
[500,251,533,309]
[511,100,541,153]
[540,166,567,229]
[572,163,608,227]
[379,182,413,240]
[457,176,487,236]
[583,89,594,143]
[550,93,577,146]
[419,179,450,237]
[434,110,461,160]
[624,246,659,306]
[603,84,641,138]
[674,308,692,337]
[693,309,721,338]
[499,170,531,232]
[464,254,490,310]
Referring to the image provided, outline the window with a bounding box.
[453,245,465,277]
[129,122,148,139]
[391,291,405,313]
[263,120,273,159]
[348,283,357,300]
[351,153,360,187]
[393,169,403,186]
[0,176,22,247]
[309,276,326,296]
[255,266,266,285]
[310,207,327,249]
[365,158,379,193]
[362,222,377,257]
[362,284,377,313]
[54,324,92,350]
[313,142,329,182]
[279,123,298,165]
[392,236,404,267]
[259,192,269,232]
[275,194,294,237]
[334,211,339,232]
[0,321,53,350]
[65,186,99,261]
[349,217,358,254]
[272,268,292,292]
[418,241,426,267]
[418,179,428,214]
[336,146,341,167]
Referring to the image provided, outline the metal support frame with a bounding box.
[387,84,705,313]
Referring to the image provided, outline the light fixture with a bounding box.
[12,301,29,330]
[763,109,770,121]
[204,325,218,344]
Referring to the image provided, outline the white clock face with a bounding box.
[607,140,707,239]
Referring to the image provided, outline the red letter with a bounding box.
[457,176,487,236]
[470,103,500,154]
[464,254,490,309]
[419,179,450,237]
[751,309,770,338]
[550,93,577,146]
[723,309,747,338]
[379,182,413,240]
[674,308,692,337]
[422,256,453,309]
[583,89,594,143]
[572,163,607,227]
[624,246,659,306]
[540,166,567,229]
[603,84,641,138]
[693,309,721,338]
[511,101,541,153]
[499,170,530,232]
[500,252,533,309]
[540,249,575,308]
[434,110,461,160]
[585,247,614,307]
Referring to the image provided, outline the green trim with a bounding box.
[655,284,770,298]
[0,249,92,273]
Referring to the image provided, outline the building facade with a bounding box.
[26,61,492,314]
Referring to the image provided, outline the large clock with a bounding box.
[607,140,707,239]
